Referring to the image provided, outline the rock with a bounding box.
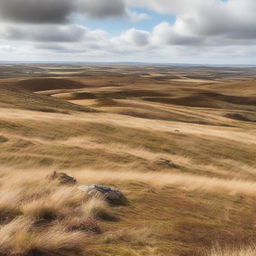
[48,171,77,185]
[78,185,128,206]
[156,158,177,169]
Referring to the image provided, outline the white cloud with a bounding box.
[152,22,204,46]
[127,0,256,39]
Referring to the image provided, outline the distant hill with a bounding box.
[0,82,93,113]
[14,78,86,92]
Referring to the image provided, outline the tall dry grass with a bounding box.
[103,227,155,246]
[207,245,256,256]
[0,171,117,256]
[83,198,116,221]
[0,217,89,256]
[1,167,256,255]
[3,167,256,197]
[73,169,256,197]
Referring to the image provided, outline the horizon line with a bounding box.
[0,61,256,68]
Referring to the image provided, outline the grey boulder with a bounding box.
[79,185,128,206]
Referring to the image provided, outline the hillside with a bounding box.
[14,78,87,92]
[0,65,256,256]
[0,82,93,113]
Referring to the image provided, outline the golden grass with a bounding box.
[74,169,256,196]
[83,198,117,221]
[103,227,155,246]
[1,168,256,255]
[0,67,256,255]
[207,245,256,256]
[0,172,115,256]
[4,165,256,197]
[21,199,59,222]
[0,218,88,256]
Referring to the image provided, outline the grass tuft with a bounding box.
[207,245,256,256]
[82,198,118,221]
[103,228,155,246]
[0,207,22,224]
[21,200,58,224]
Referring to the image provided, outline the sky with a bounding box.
[0,0,255,64]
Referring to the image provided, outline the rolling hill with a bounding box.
[0,65,255,256]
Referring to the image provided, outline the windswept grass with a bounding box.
[0,218,88,256]
[0,66,256,255]
[83,198,117,221]
[21,199,59,223]
[207,245,256,256]
[75,169,256,196]
[0,172,118,256]
[103,227,155,246]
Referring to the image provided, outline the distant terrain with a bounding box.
[0,64,256,256]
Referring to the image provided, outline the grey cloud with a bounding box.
[169,35,204,46]
[0,0,127,24]
[0,0,73,23]
[76,0,126,19]
[168,0,256,40]
[2,25,86,42]
[36,43,87,53]
[131,32,149,46]
[123,29,150,46]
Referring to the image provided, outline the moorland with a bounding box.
[0,64,256,256]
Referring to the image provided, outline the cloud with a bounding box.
[1,0,256,41]
[0,24,106,43]
[126,10,150,21]
[126,0,202,14]
[0,0,73,24]
[127,0,256,40]
[152,22,204,46]
[76,0,126,19]
[0,0,256,64]
[1,25,85,42]
[117,28,150,47]
[173,0,256,39]
[0,0,128,24]
[0,44,17,52]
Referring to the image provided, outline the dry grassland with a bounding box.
[0,65,255,256]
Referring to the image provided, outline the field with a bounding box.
[0,64,256,256]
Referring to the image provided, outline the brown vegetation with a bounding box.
[0,173,119,256]
[0,65,255,255]
[207,245,256,256]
